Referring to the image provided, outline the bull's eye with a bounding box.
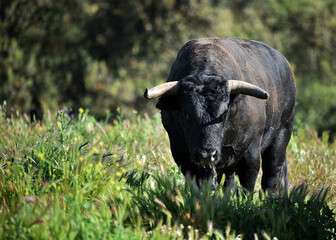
[221,112,227,119]
[211,112,227,124]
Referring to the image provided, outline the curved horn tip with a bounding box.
[264,92,270,100]
[144,88,150,99]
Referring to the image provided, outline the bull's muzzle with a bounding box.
[197,149,217,166]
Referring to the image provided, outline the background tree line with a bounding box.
[1,0,336,137]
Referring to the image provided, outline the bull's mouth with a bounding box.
[209,159,218,189]
[195,159,212,167]
[193,154,219,189]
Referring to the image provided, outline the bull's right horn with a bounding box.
[144,81,179,99]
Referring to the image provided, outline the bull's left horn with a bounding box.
[144,81,179,99]
[228,80,269,99]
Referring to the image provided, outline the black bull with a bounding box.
[144,38,296,192]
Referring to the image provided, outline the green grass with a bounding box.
[0,104,335,239]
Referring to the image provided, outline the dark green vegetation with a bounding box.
[1,0,336,136]
[1,0,336,238]
[0,107,335,239]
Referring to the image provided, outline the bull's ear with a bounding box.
[156,95,180,111]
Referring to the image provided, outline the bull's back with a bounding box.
[214,38,296,149]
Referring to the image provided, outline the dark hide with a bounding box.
[156,38,296,192]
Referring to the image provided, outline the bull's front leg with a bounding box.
[236,148,261,192]
[261,127,291,193]
[223,172,236,191]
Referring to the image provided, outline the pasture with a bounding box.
[0,105,335,239]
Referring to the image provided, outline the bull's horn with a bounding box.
[228,80,269,99]
[144,81,179,99]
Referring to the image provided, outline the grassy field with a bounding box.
[0,104,335,239]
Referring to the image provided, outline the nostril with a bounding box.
[199,149,208,159]
[211,150,217,162]
[211,150,217,157]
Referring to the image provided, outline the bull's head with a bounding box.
[144,74,268,167]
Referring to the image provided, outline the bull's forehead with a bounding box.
[178,74,230,120]
[181,91,228,121]
[179,74,230,99]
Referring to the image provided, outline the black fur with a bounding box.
[155,38,296,192]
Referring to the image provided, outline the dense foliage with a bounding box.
[1,0,336,136]
[1,1,336,237]
[0,106,335,239]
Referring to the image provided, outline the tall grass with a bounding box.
[0,104,335,239]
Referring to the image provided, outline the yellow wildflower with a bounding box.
[57,121,62,128]
[92,147,99,154]
[79,108,84,114]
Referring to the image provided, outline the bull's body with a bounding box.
[147,38,295,191]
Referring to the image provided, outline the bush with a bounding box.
[2,0,336,135]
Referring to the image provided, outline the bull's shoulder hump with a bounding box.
[184,38,229,50]
[188,38,284,61]
[187,37,220,44]
[224,38,279,54]
[185,37,278,53]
